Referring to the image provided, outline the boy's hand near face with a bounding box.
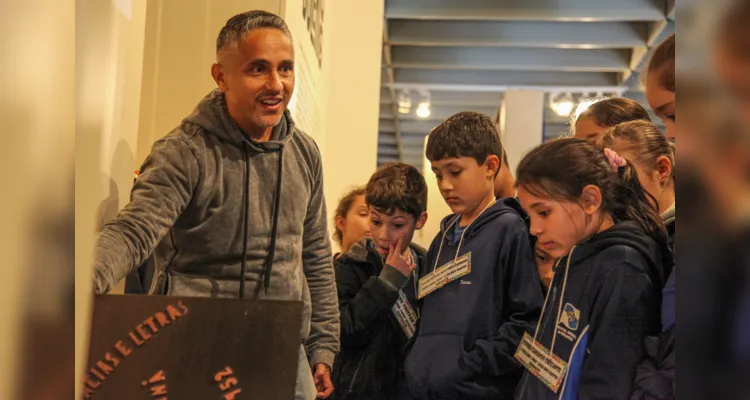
[386,235,415,277]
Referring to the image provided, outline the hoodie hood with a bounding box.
[564,221,673,290]
[439,197,526,240]
[183,89,294,153]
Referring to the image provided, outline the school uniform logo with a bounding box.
[561,303,580,331]
[556,303,580,342]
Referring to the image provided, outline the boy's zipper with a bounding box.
[538,284,559,338]
[348,354,365,393]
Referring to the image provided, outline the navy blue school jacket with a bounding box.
[403,198,544,400]
[515,221,673,400]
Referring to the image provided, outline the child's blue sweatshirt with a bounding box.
[515,221,672,400]
[403,198,544,399]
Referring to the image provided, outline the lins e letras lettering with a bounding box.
[82,301,189,399]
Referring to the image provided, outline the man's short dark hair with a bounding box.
[501,148,509,168]
[365,162,428,220]
[216,10,293,54]
[426,111,504,167]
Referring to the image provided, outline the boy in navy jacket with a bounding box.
[402,112,544,399]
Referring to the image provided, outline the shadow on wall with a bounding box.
[96,139,135,295]
[95,138,135,231]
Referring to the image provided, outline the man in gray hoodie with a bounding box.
[92,10,339,400]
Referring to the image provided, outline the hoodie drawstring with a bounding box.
[239,142,251,299]
[263,143,284,295]
[239,142,285,299]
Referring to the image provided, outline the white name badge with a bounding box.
[514,332,568,393]
[417,252,472,299]
[392,290,418,339]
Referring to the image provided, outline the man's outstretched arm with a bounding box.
[94,137,199,293]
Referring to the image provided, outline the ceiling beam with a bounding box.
[390,46,630,72]
[381,105,498,121]
[387,20,649,49]
[622,46,648,84]
[384,82,628,94]
[621,20,674,84]
[385,0,666,22]
[382,90,503,107]
[394,69,620,88]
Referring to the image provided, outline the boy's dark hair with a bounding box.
[501,148,509,168]
[332,186,366,246]
[365,162,427,220]
[216,10,293,54]
[516,138,667,249]
[576,97,651,127]
[426,112,503,170]
[647,34,675,92]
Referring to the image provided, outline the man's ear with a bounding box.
[485,155,500,180]
[211,63,228,91]
[655,155,673,186]
[415,212,428,230]
[580,185,603,216]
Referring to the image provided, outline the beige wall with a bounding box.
[282,0,326,145]
[1,0,75,396]
[75,0,148,396]
[318,0,385,253]
[136,0,283,164]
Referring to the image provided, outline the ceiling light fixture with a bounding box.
[397,90,412,114]
[550,92,574,117]
[416,90,431,119]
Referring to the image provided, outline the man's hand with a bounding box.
[385,235,415,277]
[313,363,333,399]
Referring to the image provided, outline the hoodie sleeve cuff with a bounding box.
[378,264,409,292]
[309,349,336,370]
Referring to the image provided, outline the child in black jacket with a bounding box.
[331,162,428,400]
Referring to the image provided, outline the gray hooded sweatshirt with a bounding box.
[94,89,340,368]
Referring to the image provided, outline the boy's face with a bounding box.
[535,245,556,289]
[369,208,425,257]
[431,156,497,216]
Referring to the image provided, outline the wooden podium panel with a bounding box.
[83,295,303,400]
